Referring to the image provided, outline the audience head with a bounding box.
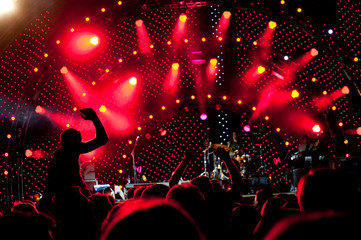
[11,200,38,214]
[141,184,169,199]
[101,200,204,240]
[255,188,273,210]
[191,176,214,201]
[133,186,146,200]
[61,128,81,147]
[229,204,261,240]
[126,187,137,199]
[261,197,287,217]
[166,183,206,232]
[296,168,358,212]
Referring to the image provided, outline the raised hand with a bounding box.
[79,108,98,121]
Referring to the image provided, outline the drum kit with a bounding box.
[202,142,260,180]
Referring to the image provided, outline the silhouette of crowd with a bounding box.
[0,108,360,240]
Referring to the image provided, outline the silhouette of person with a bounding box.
[45,108,108,198]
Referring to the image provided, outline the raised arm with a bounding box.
[216,148,245,195]
[169,153,191,188]
[78,108,109,154]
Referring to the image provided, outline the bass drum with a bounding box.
[221,159,241,179]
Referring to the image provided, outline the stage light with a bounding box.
[356,127,361,135]
[207,94,212,98]
[118,1,122,5]
[34,68,38,72]
[135,19,143,27]
[179,14,187,22]
[105,68,110,73]
[297,8,302,13]
[7,134,11,139]
[73,107,77,111]
[218,37,223,41]
[70,28,75,32]
[82,93,86,97]
[176,99,180,103]
[172,63,179,70]
[35,105,46,114]
[344,139,348,144]
[354,57,359,62]
[312,77,317,82]
[149,115,153,119]
[253,41,258,46]
[238,100,242,104]
[200,114,208,120]
[276,128,281,132]
[312,124,321,133]
[236,37,241,42]
[210,58,217,66]
[4,153,9,157]
[11,116,15,121]
[339,122,343,127]
[257,66,265,74]
[0,0,15,14]
[167,41,171,45]
[60,66,68,74]
[265,116,269,120]
[129,77,137,85]
[90,36,99,45]
[56,40,60,44]
[223,11,231,19]
[92,81,96,85]
[280,0,285,4]
[101,8,106,12]
[44,53,48,57]
[323,90,327,95]
[223,96,227,100]
[244,125,251,132]
[332,106,336,110]
[184,39,188,43]
[311,48,319,56]
[99,105,107,112]
[4,170,8,176]
[285,141,290,146]
[252,107,257,111]
[122,154,126,158]
[128,140,132,144]
[284,55,289,60]
[328,29,333,35]
[118,58,123,63]
[118,169,123,174]
[202,37,206,42]
[342,86,350,94]
[150,44,154,48]
[85,17,90,21]
[66,123,70,128]
[191,95,195,99]
[161,106,166,110]
[133,50,137,55]
[138,127,142,131]
[291,90,300,98]
[268,21,277,29]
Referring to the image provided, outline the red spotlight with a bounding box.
[35,106,46,114]
[341,86,350,95]
[312,124,321,133]
[25,149,33,158]
[179,14,187,22]
[99,105,107,112]
[291,90,300,98]
[210,58,217,66]
[200,114,208,120]
[172,63,179,70]
[90,36,99,45]
[311,48,319,57]
[60,66,68,74]
[268,21,277,29]
[257,66,266,74]
[135,19,143,27]
[129,77,137,85]
[223,11,231,19]
[244,125,251,132]
[357,127,361,136]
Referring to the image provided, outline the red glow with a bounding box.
[172,63,179,70]
[35,105,46,114]
[60,66,68,74]
[223,11,231,19]
[257,66,266,74]
[165,64,180,93]
[200,114,207,120]
[90,36,99,45]
[268,21,277,29]
[312,124,321,133]
[62,70,93,107]
[207,59,218,81]
[135,20,151,54]
[33,150,43,160]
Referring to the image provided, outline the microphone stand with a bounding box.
[131,136,139,184]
